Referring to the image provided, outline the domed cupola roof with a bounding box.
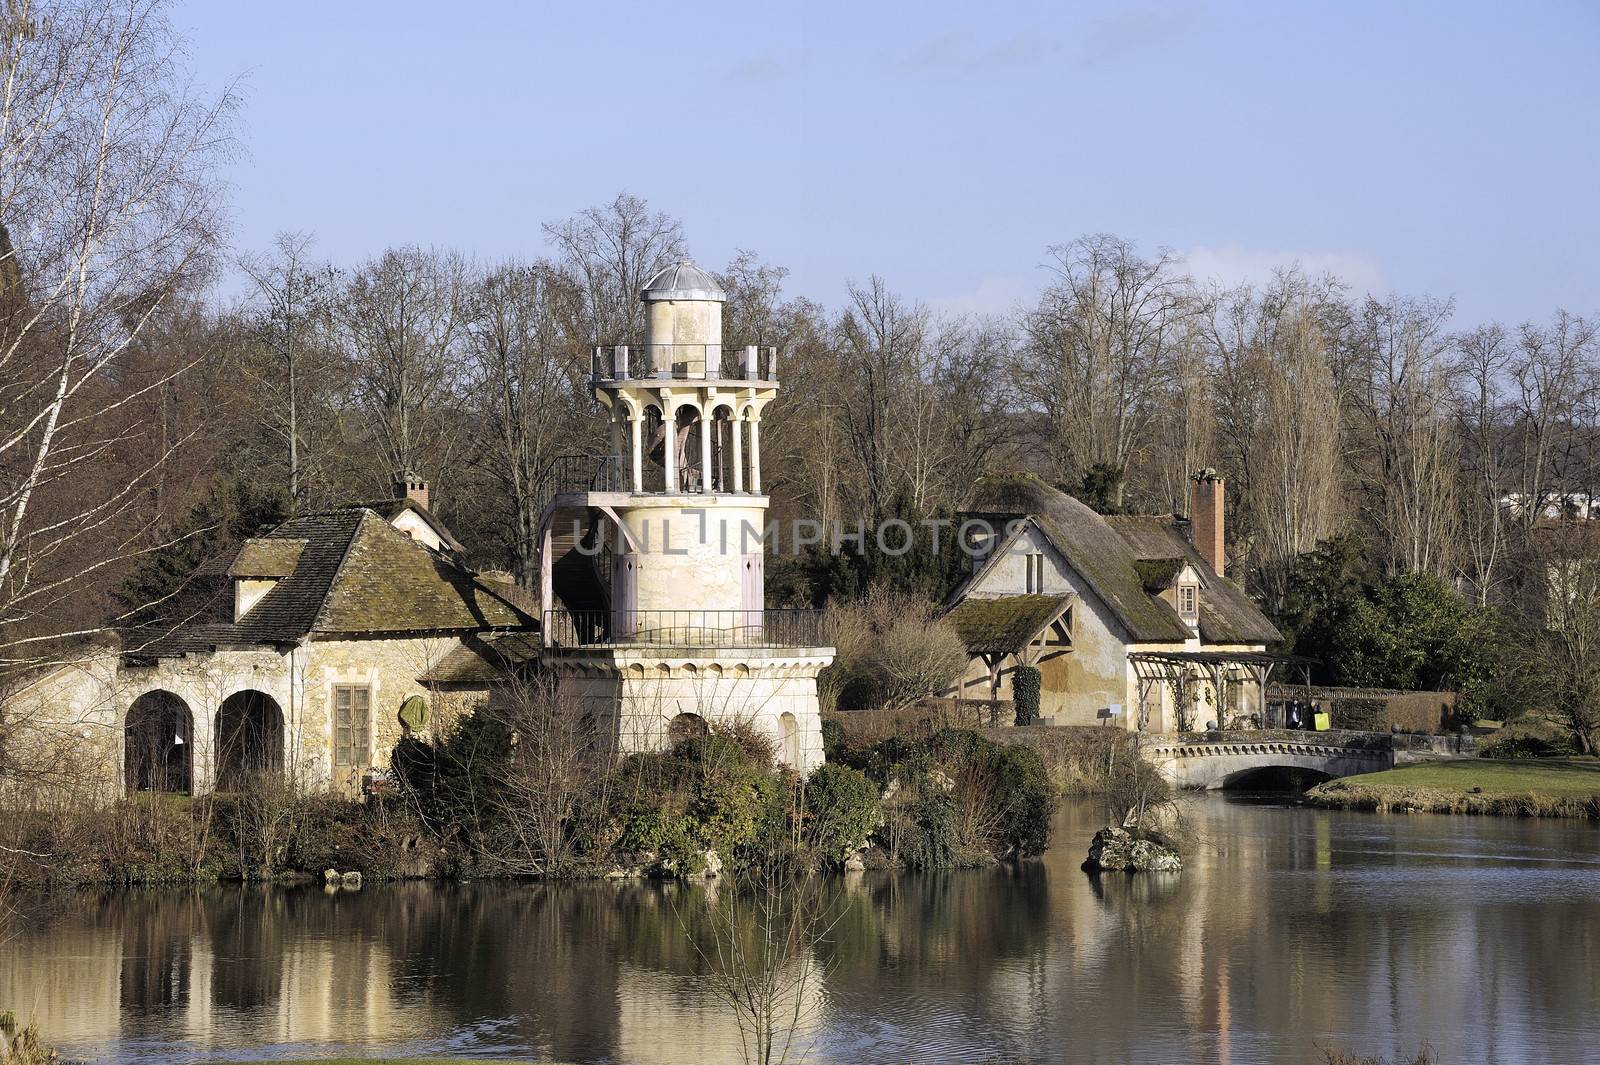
[640,259,725,303]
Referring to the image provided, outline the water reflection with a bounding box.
[3,799,1598,1064]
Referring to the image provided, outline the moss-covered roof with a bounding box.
[1103,514,1281,644]
[965,474,1192,642]
[945,594,1073,655]
[132,506,537,659]
[417,634,543,685]
[960,473,1280,647]
[1133,557,1186,592]
[229,538,306,578]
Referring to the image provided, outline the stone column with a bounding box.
[630,410,644,493]
[732,414,744,493]
[749,418,761,493]
[663,406,677,492]
[700,407,713,495]
[609,412,624,488]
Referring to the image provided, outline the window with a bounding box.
[333,685,371,767]
[1025,553,1046,594]
[1178,583,1199,619]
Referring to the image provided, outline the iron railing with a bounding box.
[591,344,779,383]
[543,608,832,649]
[536,453,625,497]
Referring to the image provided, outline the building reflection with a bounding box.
[3,802,1599,1064]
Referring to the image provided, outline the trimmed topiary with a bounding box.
[1013,665,1042,726]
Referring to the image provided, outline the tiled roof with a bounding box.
[229,538,306,578]
[945,594,1072,656]
[128,505,536,659]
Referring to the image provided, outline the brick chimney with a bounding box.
[1189,468,1225,576]
[395,470,429,510]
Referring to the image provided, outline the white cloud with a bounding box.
[1181,244,1386,294]
[929,276,1031,317]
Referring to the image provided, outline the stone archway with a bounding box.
[779,711,800,767]
[125,690,193,794]
[215,690,285,790]
[668,712,708,746]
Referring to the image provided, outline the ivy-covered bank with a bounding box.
[2,707,1057,889]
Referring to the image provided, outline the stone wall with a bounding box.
[548,646,832,771]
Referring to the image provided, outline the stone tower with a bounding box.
[535,260,832,769]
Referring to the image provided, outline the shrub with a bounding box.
[803,764,880,865]
[824,587,969,711]
[1479,723,1577,759]
[1012,666,1041,725]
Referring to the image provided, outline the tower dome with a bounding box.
[641,259,725,303]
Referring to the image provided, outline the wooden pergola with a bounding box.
[1128,650,1315,732]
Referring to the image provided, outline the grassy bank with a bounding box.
[1307,758,1600,817]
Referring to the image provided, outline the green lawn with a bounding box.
[1337,757,1600,797]
[1308,757,1600,816]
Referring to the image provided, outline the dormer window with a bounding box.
[1178,582,1199,623]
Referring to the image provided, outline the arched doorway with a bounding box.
[668,712,708,746]
[779,712,800,767]
[125,690,193,794]
[215,690,285,790]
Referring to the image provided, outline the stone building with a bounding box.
[534,260,834,769]
[7,487,536,800]
[940,470,1286,731]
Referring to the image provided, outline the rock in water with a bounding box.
[1082,827,1182,873]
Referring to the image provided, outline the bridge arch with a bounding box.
[1220,764,1334,792]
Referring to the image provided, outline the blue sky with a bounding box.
[177,1,1599,324]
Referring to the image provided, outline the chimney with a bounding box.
[395,471,429,510]
[1189,468,1225,576]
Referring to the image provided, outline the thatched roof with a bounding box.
[961,473,1280,646]
[946,594,1072,656]
[964,474,1192,642]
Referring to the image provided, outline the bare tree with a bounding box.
[1247,306,1344,606]
[1016,235,1193,504]
[833,276,929,519]
[462,260,591,590]
[0,0,234,666]
[543,192,685,345]
[237,231,339,510]
[1348,294,1459,576]
[337,246,467,490]
[1508,311,1598,531]
[1451,323,1513,604]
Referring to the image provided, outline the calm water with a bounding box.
[4,798,1599,1065]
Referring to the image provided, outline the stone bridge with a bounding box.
[1138,728,1472,790]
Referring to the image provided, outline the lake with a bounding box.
[4,797,1598,1064]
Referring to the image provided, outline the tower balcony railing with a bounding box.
[591,344,779,384]
[537,453,626,498]
[543,608,833,650]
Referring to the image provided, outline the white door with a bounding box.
[612,554,637,638]
[741,553,763,631]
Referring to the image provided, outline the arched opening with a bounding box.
[215,690,285,790]
[1221,765,1333,793]
[668,712,708,746]
[641,404,665,491]
[779,712,800,767]
[711,403,737,492]
[125,691,193,794]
